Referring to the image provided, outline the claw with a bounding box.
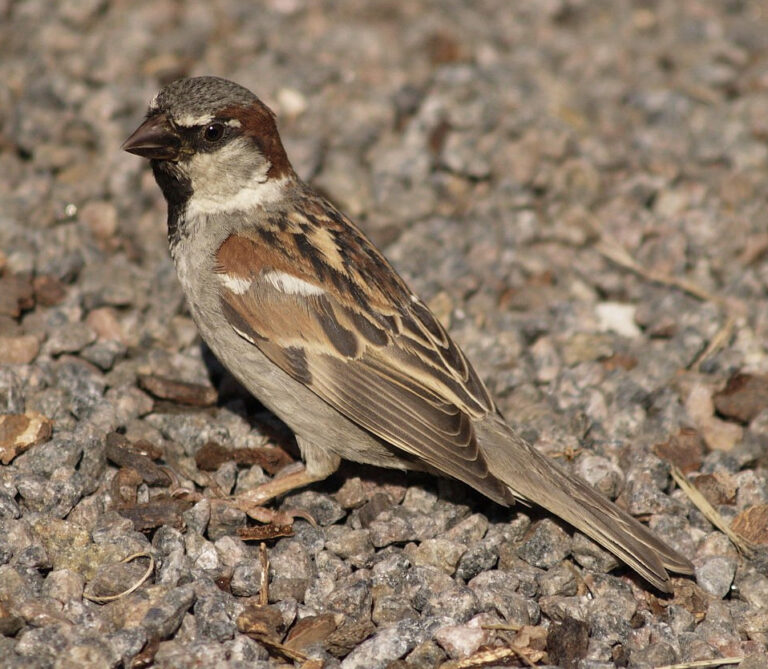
[235,501,317,527]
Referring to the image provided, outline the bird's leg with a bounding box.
[234,462,325,506]
[231,438,341,525]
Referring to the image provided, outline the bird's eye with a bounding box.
[203,123,225,142]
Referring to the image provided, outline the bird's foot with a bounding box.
[230,462,323,526]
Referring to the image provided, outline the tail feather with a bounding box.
[477,418,694,592]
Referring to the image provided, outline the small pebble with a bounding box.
[0,335,40,364]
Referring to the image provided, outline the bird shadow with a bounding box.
[201,343,299,455]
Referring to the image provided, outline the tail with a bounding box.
[477,417,694,592]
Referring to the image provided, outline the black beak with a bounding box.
[122,113,181,161]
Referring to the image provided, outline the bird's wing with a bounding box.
[213,202,509,503]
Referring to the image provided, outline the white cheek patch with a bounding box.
[263,270,325,296]
[219,274,252,295]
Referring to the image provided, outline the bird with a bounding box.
[123,76,694,591]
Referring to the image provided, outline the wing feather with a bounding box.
[216,225,506,501]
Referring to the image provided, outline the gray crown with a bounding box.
[149,76,258,119]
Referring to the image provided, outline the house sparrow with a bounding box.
[123,76,694,591]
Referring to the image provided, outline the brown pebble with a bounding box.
[0,315,22,337]
[111,467,144,507]
[425,30,464,66]
[116,497,193,532]
[732,505,768,545]
[334,477,367,509]
[652,428,705,474]
[285,613,339,651]
[33,275,67,306]
[672,581,710,621]
[195,441,293,475]
[105,432,171,486]
[0,412,53,464]
[86,307,125,342]
[0,334,40,364]
[132,439,163,461]
[684,382,742,451]
[80,201,119,240]
[690,472,737,506]
[0,275,35,317]
[714,372,768,424]
[547,616,589,669]
[237,604,285,640]
[84,559,149,600]
[137,373,218,407]
[0,601,23,637]
[13,276,35,311]
[358,492,395,528]
[325,617,376,657]
[601,352,638,371]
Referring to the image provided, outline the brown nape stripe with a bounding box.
[219,101,293,180]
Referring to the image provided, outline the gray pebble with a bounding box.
[283,490,346,526]
[141,584,196,640]
[230,559,263,598]
[79,340,125,371]
[194,586,237,642]
[325,526,374,567]
[268,539,313,603]
[517,518,572,569]
[695,555,737,599]
[341,617,440,669]
[455,540,498,581]
[43,322,96,357]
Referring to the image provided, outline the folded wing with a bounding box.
[214,218,509,503]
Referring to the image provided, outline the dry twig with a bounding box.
[654,657,745,669]
[85,552,155,603]
[670,464,756,559]
[594,236,719,303]
[687,315,737,371]
[259,542,269,606]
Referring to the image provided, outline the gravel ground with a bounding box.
[2,1,768,667]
